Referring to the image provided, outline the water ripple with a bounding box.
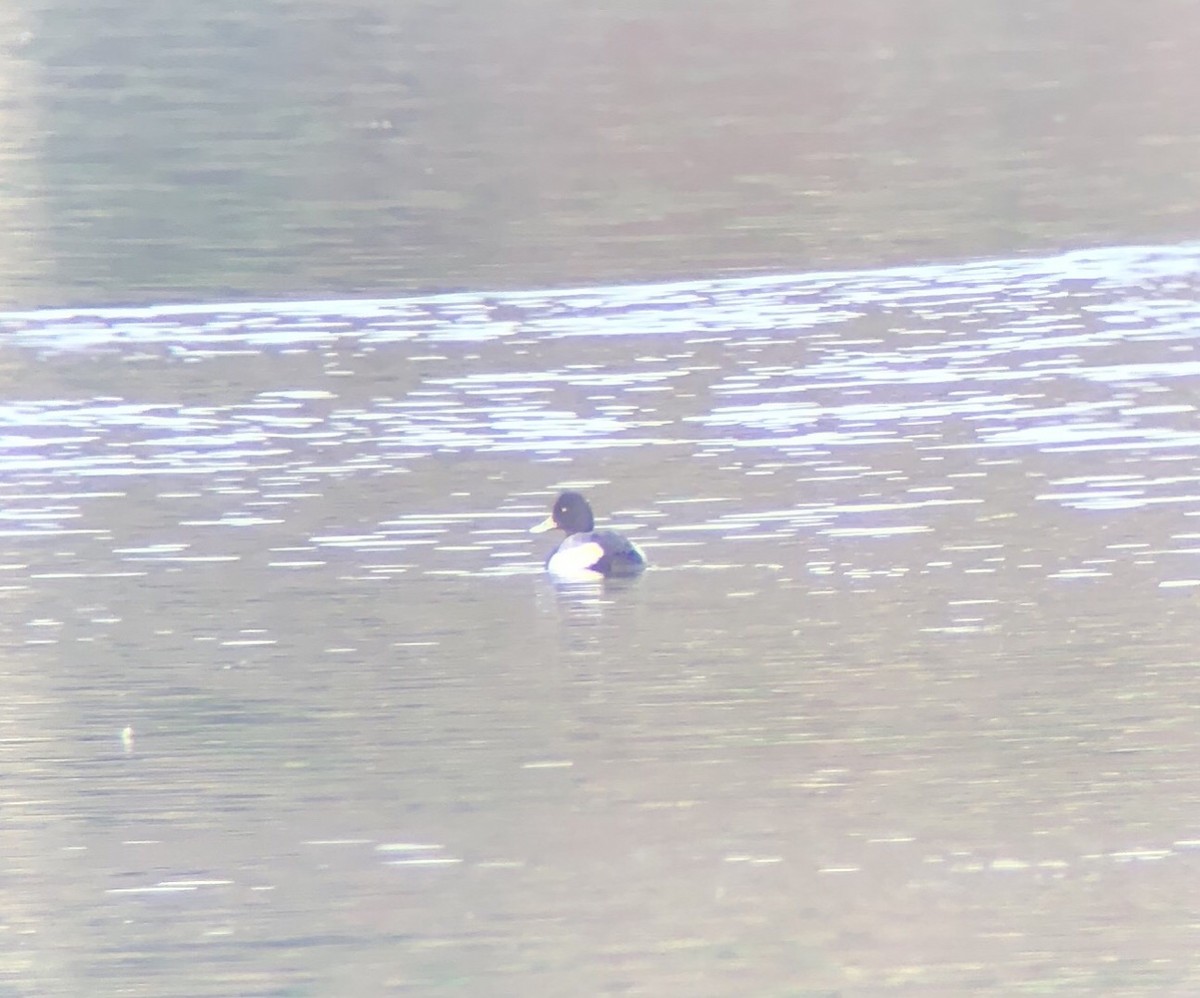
[2,241,1200,583]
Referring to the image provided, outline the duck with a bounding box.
[530,491,647,580]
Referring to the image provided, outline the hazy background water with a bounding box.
[2,0,1200,308]
[2,2,1200,997]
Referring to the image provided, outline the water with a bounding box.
[4,2,1200,309]
[2,244,1199,994]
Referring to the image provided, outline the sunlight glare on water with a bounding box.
[5,244,1200,576]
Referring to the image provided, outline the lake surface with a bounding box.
[3,0,1200,993]
[3,243,1200,994]
[3,0,1200,308]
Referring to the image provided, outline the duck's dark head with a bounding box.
[530,491,595,536]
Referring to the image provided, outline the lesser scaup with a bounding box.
[530,491,647,580]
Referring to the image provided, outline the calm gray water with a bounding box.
[2,244,1200,994]
[3,0,1200,308]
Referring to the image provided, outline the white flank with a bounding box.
[547,541,605,581]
